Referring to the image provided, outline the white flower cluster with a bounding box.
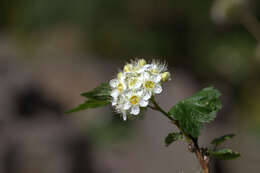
[109,59,171,121]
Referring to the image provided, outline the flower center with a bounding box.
[129,78,138,87]
[130,96,139,105]
[151,68,158,74]
[117,83,123,92]
[144,81,155,89]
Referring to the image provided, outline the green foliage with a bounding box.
[209,148,240,160]
[168,87,222,138]
[66,99,110,113]
[81,83,111,100]
[211,134,235,147]
[66,83,111,113]
[165,132,184,147]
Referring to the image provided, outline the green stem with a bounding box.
[150,97,209,173]
[149,98,175,122]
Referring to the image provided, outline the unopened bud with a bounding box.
[124,64,133,72]
[161,72,171,82]
[138,59,146,66]
[117,72,123,79]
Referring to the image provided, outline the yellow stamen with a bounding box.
[117,83,123,92]
[129,78,137,87]
[144,81,155,89]
[130,96,139,105]
[151,69,158,74]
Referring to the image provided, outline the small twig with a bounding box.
[150,97,176,123]
[147,105,157,110]
[149,97,210,173]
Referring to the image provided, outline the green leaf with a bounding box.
[81,83,111,100]
[209,148,240,160]
[66,82,111,113]
[211,134,235,147]
[66,99,110,113]
[165,132,184,147]
[168,87,222,138]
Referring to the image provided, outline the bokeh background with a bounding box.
[0,0,260,172]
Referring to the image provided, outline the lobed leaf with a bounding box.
[211,134,235,147]
[165,132,184,147]
[168,87,222,138]
[209,148,240,160]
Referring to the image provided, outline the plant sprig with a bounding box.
[67,59,240,173]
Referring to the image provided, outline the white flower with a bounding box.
[149,60,167,75]
[128,76,142,89]
[124,90,149,115]
[109,72,127,99]
[114,95,128,121]
[109,58,171,121]
[139,72,163,100]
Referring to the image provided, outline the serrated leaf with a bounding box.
[165,132,184,147]
[66,99,110,113]
[81,83,111,100]
[209,148,240,160]
[66,82,111,113]
[211,134,235,147]
[168,87,222,138]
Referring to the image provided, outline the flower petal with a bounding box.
[152,74,161,83]
[122,112,127,121]
[109,79,118,88]
[143,64,151,69]
[134,81,142,89]
[140,99,148,107]
[136,89,144,96]
[136,67,146,73]
[111,89,119,98]
[112,99,117,106]
[143,72,150,80]
[153,84,162,94]
[130,106,140,115]
[123,102,131,110]
[143,91,152,100]
[117,72,126,81]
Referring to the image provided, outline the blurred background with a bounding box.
[0,0,260,172]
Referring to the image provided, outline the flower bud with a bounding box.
[161,72,171,82]
[124,64,133,72]
[138,59,146,66]
[117,72,123,79]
